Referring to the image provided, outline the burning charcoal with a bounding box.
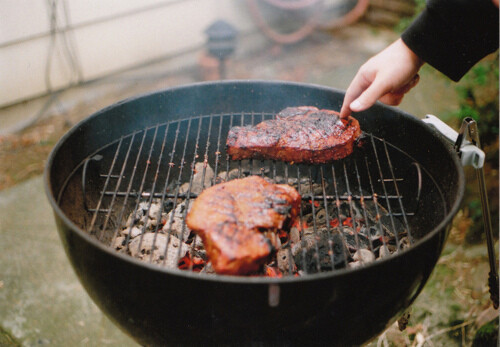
[113,236,126,251]
[263,231,282,250]
[378,244,391,259]
[314,209,327,225]
[180,162,215,195]
[331,233,350,269]
[139,201,149,211]
[243,161,270,176]
[399,236,411,250]
[148,200,162,220]
[293,228,338,273]
[125,208,145,228]
[288,178,325,196]
[163,200,192,240]
[199,262,215,274]
[341,227,371,251]
[264,264,283,277]
[128,233,189,267]
[216,168,241,182]
[163,198,176,214]
[289,225,301,244]
[190,239,206,258]
[334,201,352,219]
[277,249,295,274]
[291,227,315,257]
[365,226,384,241]
[349,202,364,220]
[122,226,143,239]
[178,251,206,272]
[352,248,375,264]
[363,200,407,238]
[273,175,287,184]
[348,261,362,269]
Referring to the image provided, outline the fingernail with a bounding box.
[350,99,362,111]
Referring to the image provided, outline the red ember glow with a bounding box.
[178,252,205,272]
[329,218,340,228]
[265,266,282,278]
[308,199,320,208]
[292,219,308,231]
[342,217,353,228]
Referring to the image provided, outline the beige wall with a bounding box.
[0,0,255,107]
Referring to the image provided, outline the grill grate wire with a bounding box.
[84,112,419,275]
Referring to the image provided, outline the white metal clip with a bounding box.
[422,114,485,168]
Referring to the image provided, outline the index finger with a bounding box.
[340,71,373,118]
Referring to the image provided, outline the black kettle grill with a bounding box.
[44,80,497,346]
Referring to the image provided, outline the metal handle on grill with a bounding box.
[82,154,103,211]
[423,115,498,309]
[423,115,485,168]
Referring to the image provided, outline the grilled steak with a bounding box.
[185,176,301,275]
[226,106,362,164]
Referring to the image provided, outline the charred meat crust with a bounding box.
[185,176,301,275]
[226,106,362,164]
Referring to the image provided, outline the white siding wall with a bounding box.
[0,0,255,107]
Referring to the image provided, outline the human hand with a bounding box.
[340,38,424,118]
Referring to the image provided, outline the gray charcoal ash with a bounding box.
[125,208,145,228]
[341,226,371,251]
[148,201,162,220]
[352,248,376,264]
[113,236,126,251]
[288,178,324,196]
[330,233,351,269]
[180,162,214,195]
[363,200,408,239]
[378,244,391,259]
[348,249,376,269]
[277,249,295,274]
[163,198,176,214]
[139,201,149,211]
[162,200,192,240]
[273,175,287,184]
[216,168,241,183]
[122,226,143,239]
[289,225,301,244]
[124,199,167,233]
[365,225,384,241]
[200,262,216,275]
[348,261,363,269]
[291,227,316,257]
[128,233,189,268]
[293,228,347,273]
[399,236,411,250]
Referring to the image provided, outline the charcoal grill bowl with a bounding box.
[45,80,465,346]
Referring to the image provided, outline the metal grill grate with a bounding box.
[82,112,425,276]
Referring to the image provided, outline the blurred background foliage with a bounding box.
[452,54,499,244]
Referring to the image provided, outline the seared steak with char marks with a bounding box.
[226,106,361,164]
[185,176,300,275]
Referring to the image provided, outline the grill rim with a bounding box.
[44,79,466,284]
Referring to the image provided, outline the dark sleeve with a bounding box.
[401,0,499,81]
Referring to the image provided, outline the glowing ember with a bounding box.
[265,266,282,278]
[308,199,320,208]
[329,218,340,228]
[178,252,205,272]
[292,219,308,232]
[342,217,353,227]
